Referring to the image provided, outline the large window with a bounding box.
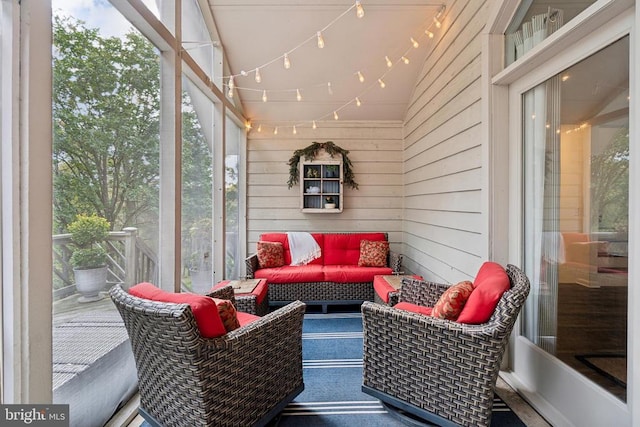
[522,36,629,402]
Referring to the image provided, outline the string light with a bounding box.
[355,1,365,18]
[401,56,410,64]
[334,111,339,120]
[355,97,361,107]
[296,89,302,101]
[378,78,386,88]
[274,127,278,135]
[385,56,393,68]
[312,120,317,129]
[283,53,291,69]
[317,31,325,48]
[227,76,234,98]
[433,16,442,28]
[293,125,297,134]
[357,71,365,83]
[327,82,333,95]
[411,37,419,48]
[262,90,268,102]
[257,124,262,132]
[255,68,262,83]
[425,30,434,38]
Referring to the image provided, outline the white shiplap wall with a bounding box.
[402,0,489,284]
[246,121,404,260]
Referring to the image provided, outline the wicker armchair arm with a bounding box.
[245,253,259,279]
[389,251,403,273]
[206,285,236,307]
[398,277,450,307]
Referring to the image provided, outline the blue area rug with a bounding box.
[274,313,526,426]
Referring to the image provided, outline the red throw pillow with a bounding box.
[395,302,433,316]
[257,241,285,268]
[358,240,389,267]
[213,298,240,332]
[456,262,510,324]
[431,281,474,320]
[129,282,226,338]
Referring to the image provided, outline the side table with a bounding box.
[373,274,423,307]
[213,278,269,316]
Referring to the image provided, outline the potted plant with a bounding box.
[325,164,339,178]
[187,218,213,293]
[68,214,111,302]
[324,196,336,209]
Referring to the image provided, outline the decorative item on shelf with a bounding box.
[68,213,111,302]
[288,141,358,189]
[307,186,320,194]
[306,168,320,178]
[324,196,336,209]
[325,164,339,178]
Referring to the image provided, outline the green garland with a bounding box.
[287,141,359,190]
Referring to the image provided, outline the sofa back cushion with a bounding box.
[259,233,325,265]
[323,233,388,266]
[129,282,227,338]
[456,262,510,324]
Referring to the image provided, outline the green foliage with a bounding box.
[53,15,160,232]
[68,214,110,268]
[287,141,358,189]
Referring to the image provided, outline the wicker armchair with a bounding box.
[110,284,305,427]
[361,264,530,427]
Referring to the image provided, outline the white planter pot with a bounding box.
[324,203,336,209]
[74,266,108,302]
[190,269,213,294]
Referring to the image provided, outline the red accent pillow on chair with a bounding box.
[431,281,474,320]
[129,282,227,338]
[456,262,510,324]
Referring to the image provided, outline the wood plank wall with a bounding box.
[246,121,404,259]
[402,0,489,284]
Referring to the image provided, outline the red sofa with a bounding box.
[245,232,402,312]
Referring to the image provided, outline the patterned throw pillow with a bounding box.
[213,298,240,332]
[358,240,389,267]
[431,280,474,320]
[257,241,285,268]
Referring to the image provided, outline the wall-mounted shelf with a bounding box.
[300,158,343,213]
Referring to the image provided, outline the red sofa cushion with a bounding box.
[395,302,433,316]
[259,233,325,266]
[129,282,227,338]
[323,233,388,266]
[373,274,422,303]
[456,262,510,324]
[255,265,325,283]
[323,265,392,283]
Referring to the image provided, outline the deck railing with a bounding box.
[53,227,157,300]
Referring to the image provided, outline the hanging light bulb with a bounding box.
[355,1,365,18]
[255,68,262,83]
[312,120,317,129]
[333,111,339,120]
[355,97,361,107]
[293,125,297,135]
[296,89,302,101]
[425,30,434,38]
[227,76,234,98]
[317,31,325,49]
[433,16,442,28]
[385,56,393,68]
[327,82,333,95]
[274,127,278,135]
[401,56,410,64]
[283,53,291,69]
[245,121,252,130]
[240,70,248,76]
[257,124,262,132]
[378,78,386,88]
[262,90,268,102]
[357,71,365,83]
[411,37,419,48]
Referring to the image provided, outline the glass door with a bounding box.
[513,35,629,424]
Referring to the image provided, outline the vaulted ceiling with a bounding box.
[204,0,448,132]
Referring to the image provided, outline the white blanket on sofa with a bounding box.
[287,232,321,266]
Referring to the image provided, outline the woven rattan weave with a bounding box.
[361,264,530,427]
[110,284,305,427]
